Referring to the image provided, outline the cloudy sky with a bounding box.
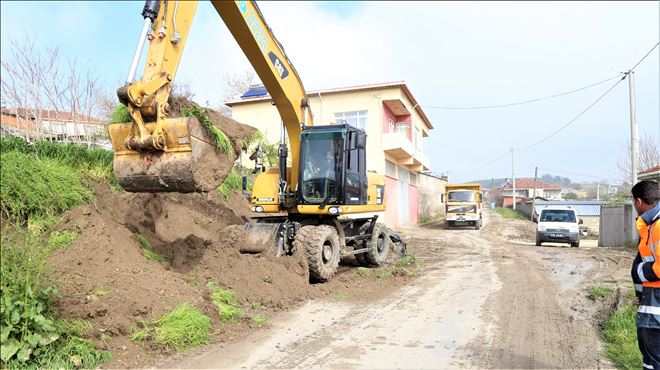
[2,1,658,184]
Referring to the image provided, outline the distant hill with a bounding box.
[467,178,509,189]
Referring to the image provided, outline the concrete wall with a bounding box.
[599,205,635,247]
[418,173,447,220]
[581,216,600,236]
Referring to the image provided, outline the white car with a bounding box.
[535,205,583,247]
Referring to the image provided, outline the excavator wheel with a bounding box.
[353,241,368,267]
[294,225,340,283]
[363,223,390,267]
[108,116,232,193]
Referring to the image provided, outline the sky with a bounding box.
[1,1,658,184]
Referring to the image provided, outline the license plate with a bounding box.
[550,233,563,238]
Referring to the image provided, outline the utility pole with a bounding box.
[626,70,639,186]
[512,147,516,210]
[490,178,494,206]
[531,166,538,221]
[597,184,600,201]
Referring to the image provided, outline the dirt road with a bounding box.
[163,210,634,369]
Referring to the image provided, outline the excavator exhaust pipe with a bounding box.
[108,116,233,193]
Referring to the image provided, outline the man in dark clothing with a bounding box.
[630,180,660,369]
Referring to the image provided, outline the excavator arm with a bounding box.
[109,0,312,193]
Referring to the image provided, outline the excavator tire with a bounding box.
[294,225,340,283]
[363,223,390,267]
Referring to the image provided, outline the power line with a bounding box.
[421,74,620,110]
[448,148,510,174]
[519,41,659,151]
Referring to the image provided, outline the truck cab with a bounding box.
[445,184,483,230]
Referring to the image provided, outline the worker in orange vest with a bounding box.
[631,180,660,369]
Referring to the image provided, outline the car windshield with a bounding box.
[448,191,475,202]
[301,131,343,203]
[540,210,576,223]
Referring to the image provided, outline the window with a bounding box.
[335,111,368,131]
[398,167,409,184]
[396,122,409,137]
[388,118,395,132]
[414,127,422,151]
[409,172,417,185]
[385,160,397,178]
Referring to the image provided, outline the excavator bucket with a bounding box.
[240,223,282,255]
[108,116,233,193]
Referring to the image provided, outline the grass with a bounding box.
[111,104,131,123]
[0,137,114,183]
[130,304,212,352]
[493,207,529,220]
[154,304,211,351]
[356,267,371,277]
[218,170,242,200]
[252,316,267,325]
[181,105,231,154]
[603,302,642,369]
[207,284,244,324]
[94,288,110,297]
[0,138,114,367]
[1,151,92,220]
[47,230,78,250]
[376,269,393,279]
[395,253,417,268]
[587,285,614,300]
[133,233,165,262]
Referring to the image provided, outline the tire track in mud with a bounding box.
[463,212,611,369]
[170,228,500,369]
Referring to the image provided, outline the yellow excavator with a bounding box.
[108,0,405,282]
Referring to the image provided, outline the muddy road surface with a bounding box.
[162,210,633,369]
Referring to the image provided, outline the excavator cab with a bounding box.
[298,125,368,207]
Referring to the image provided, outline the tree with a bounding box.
[1,36,103,144]
[616,134,659,186]
[218,71,255,116]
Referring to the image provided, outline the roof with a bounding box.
[226,81,434,130]
[639,165,660,175]
[534,200,603,216]
[501,178,562,190]
[1,108,102,123]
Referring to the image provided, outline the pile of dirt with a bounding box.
[45,101,414,368]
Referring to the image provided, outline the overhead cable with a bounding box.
[519,41,659,151]
[421,74,620,110]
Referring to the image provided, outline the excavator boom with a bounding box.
[108,0,311,193]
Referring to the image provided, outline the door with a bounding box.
[398,167,409,224]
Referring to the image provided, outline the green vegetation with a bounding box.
[133,233,164,262]
[252,316,267,325]
[207,283,244,324]
[0,138,115,367]
[130,304,211,351]
[331,293,346,301]
[181,105,231,154]
[47,231,79,250]
[0,137,114,183]
[356,267,371,277]
[603,301,642,369]
[376,269,393,279]
[218,170,242,200]
[396,253,417,268]
[587,285,614,300]
[94,288,110,298]
[1,226,110,367]
[111,104,131,123]
[1,151,92,220]
[154,304,211,350]
[493,207,528,220]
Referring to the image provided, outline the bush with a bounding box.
[0,151,92,220]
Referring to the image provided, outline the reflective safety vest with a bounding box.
[635,212,660,329]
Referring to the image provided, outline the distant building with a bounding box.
[638,165,660,183]
[498,178,562,207]
[0,108,107,143]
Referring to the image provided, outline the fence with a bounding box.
[599,205,636,247]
